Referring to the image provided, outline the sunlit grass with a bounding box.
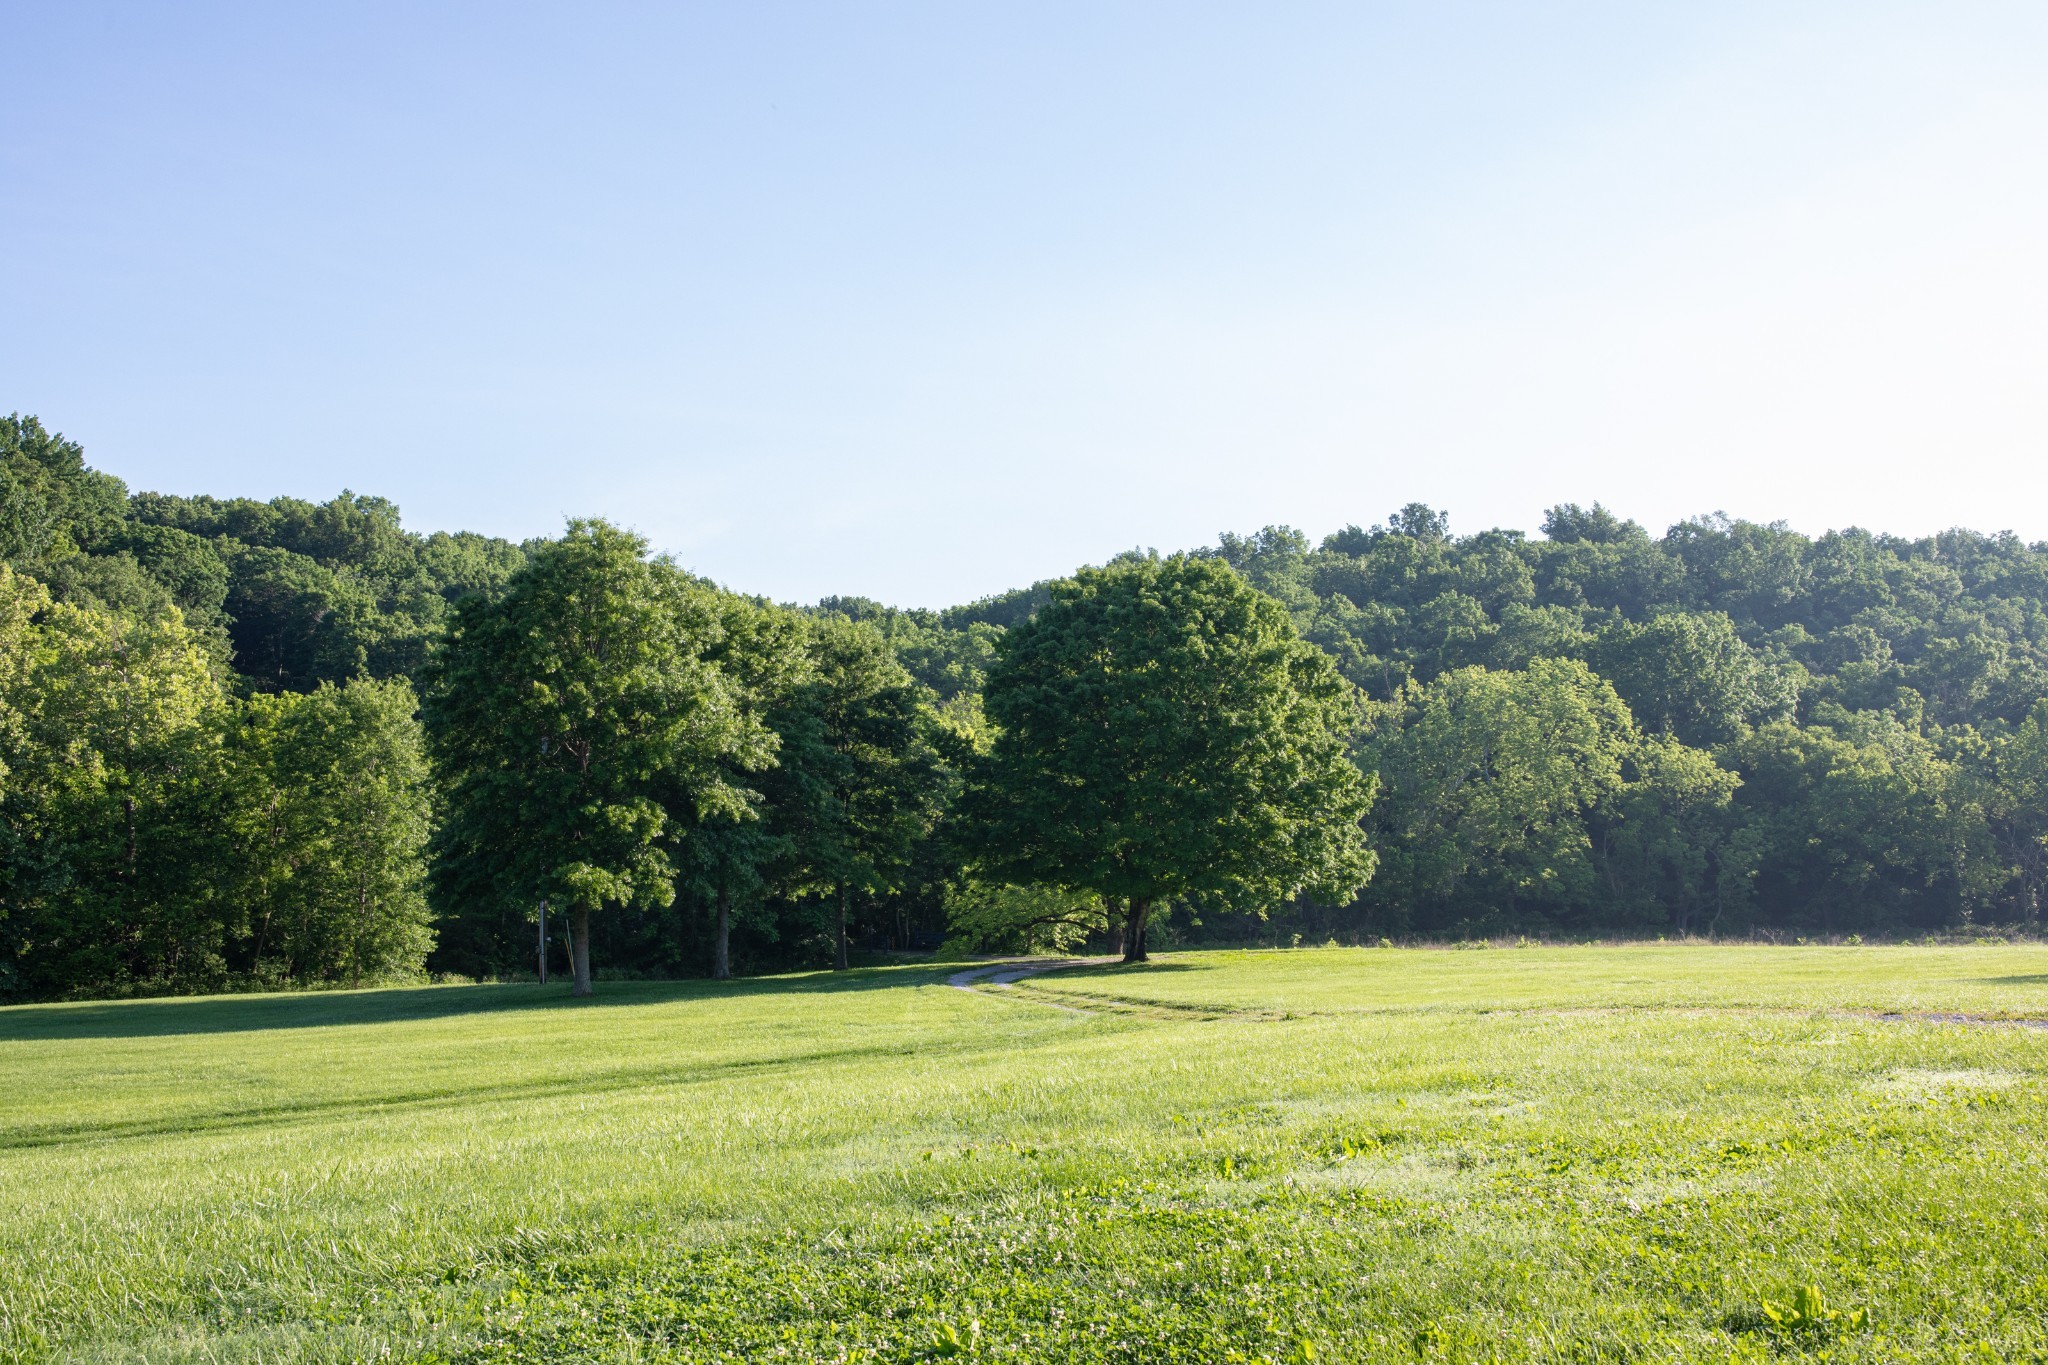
[1022,941,2048,1017]
[4,945,2047,1362]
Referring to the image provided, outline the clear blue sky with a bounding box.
[6,2,2046,606]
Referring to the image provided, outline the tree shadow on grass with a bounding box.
[0,965,956,1041]
[1975,975,2048,987]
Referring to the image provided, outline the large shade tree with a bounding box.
[965,554,1376,962]
[421,520,772,995]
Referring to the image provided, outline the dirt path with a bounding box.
[946,957,1117,1011]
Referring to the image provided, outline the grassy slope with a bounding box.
[1,946,2045,1363]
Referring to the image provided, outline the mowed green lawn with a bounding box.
[4,947,2048,1363]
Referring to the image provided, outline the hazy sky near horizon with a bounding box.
[6,2,2047,606]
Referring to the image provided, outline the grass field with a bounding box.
[4,945,2048,1363]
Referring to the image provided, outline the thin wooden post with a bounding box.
[537,899,549,985]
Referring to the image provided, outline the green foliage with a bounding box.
[94,522,235,658]
[0,414,127,569]
[666,589,814,978]
[1358,658,1757,937]
[220,679,435,986]
[217,543,393,690]
[12,408,2048,974]
[1280,507,2048,740]
[967,554,1375,957]
[1594,734,1745,933]
[1586,610,1794,746]
[121,486,529,695]
[130,488,417,580]
[0,572,234,995]
[0,564,434,999]
[814,595,1003,704]
[1174,508,2048,940]
[1362,659,1628,927]
[1724,712,2000,934]
[943,878,1107,954]
[0,451,531,702]
[762,616,945,966]
[1987,701,2048,919]
[421,521,773,992]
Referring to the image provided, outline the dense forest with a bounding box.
[4,411,2046,999]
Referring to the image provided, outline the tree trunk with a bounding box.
[714,884,732,981]
[834,883,849,972]
[352,878,370,989]
[1106,897,1125,957]
[570,904,593,997]
[1123,898,1152,964]
[122,795,137,949]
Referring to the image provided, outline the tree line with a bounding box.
[4,412,2047,998]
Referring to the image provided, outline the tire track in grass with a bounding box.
[955,963,2048,1033]
[1869,1010,2048,1030]
[948,961,1282,1021]
[0,1030,1071,1151]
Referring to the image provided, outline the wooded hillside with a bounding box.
[6,412,2046,998]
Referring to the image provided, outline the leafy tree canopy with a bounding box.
[966,554,1376,960]
[421,520,772,993]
